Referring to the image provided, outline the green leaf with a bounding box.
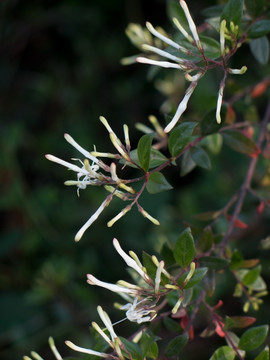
[255,346,270,360]
[182,288,193,306]
[224,316,256,330]
[163,317,183,333]
[236,269,267,291]
[242,265,261,286]
[220,0,244,31]
[140,332,159,359]
[210,346,236,360]
[160,244,175,267]
[200,35,221,59]
[245,0,266,18]
[142,251,157,282]
[149,148,168,168]
[146,172,173,194]
[201,5,225,18]
[229,250,243,270]
[222,130,260,156]
[168,122,197,157]
[137,134,154,171]
[206,133,223,155]
[239,325,269,351]
[248,20,270,39]
[174,228,195,267]
[164,334,189,357]
[250,37,269,65]
[179,267,208,289]
[200,106,227,135]
[180,149,196,177]
[167,0,189,29]
[199,256,230,270]
[190,146,211,170]
[124,148,168,169]
[120,337,143,360]
[197,228,214,252]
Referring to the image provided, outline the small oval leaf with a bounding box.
[190,146,211,170]
[164,334,189,357]
[250,37,269,65]
[222,130,260,156]
[137,134,154,171]
[248,20,270,39]
[174,228,195,267]
[146,172,173,194]
[210,345,236,360]
[168,122,197,157]
[239,325,269,351]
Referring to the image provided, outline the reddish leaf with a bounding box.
[215,321,226,338]
[226,214,248,229]
[225,316,256,330]
[225,105,236,124]
[257,201,265,214]
[251,79,270,98]
[180,315,194,340]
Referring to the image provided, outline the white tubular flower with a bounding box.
[121,297,156,323]
[65,341,107,358]
[87,274,138,294]
[48,337,63,360]
[99,116,130,160]
[123,124,130,151]
[113,238,150,281]
[136,57,184,69]
[173,17,193,43]
[107,205,132,227]
[216,84,224,124]
[95,306,124,360]
[75,198,112,242]
[228,66,247,75]
[180,0,202,50]
[45,154,89,175]
[64,133,101,166]
[164,81,197,133]
[155,260,164,294]
[220,19,226,57]
[146,21,189,54]
[142,44,186,64]
[97,306,118,341]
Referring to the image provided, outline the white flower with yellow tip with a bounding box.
[66,306,124,359]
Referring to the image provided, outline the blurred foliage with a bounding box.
[0,0,270,359]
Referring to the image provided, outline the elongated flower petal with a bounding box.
[64,134,100,166]
[65,341,107,358]
[142,44,186,64]
[164,82,197,133]
[113,238,150,280]
[45,155,89,175]
[75,198,111,241]
[97,306,118,341]
[216,85,224,124]
[87,274,137,294]
[155,260,164,294]
[180,0,202,50]
[146,21,188,54]
[136,57,183,69]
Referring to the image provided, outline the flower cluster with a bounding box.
[87,238,169,323]
[135,0,247,132]
[46,117,160,241]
